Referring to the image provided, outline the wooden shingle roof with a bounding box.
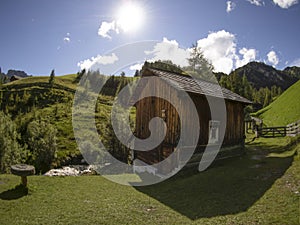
[144,68,252,104]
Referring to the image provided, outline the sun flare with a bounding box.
[116,2,144,32]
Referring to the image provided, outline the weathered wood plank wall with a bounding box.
[134,78,246,165]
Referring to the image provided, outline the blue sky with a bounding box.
[0,0,299,76]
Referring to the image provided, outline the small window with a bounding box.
[209,120,220,144]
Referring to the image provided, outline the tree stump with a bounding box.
[11,164,35,187]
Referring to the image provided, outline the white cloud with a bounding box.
[77,38,190,73]
[77,53,119,70]
[236,48,257,68]
[195,30,258,73]
[126,32,259,74]
[63,37,70,43]
[247,0,265,6]
[289,58,300,67]
[226,1,236,13]
[273,0,298,8]
[79,33,260,74]
[197,30,237,74]
[98,21,119,39]
[145,37,190,67]
[267,50,279,66]
[63,32,71,43]
[130,63,144,71]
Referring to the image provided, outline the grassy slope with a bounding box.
[5,74,78,90]
[254,80,300,126]
[0,137,299,224]
[2,75,79,165]
[2,74,133,166]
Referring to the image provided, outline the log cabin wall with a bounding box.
[223,100,246,146]
[134,81,246,165]
[134,68,250,166]
[134,77,186,164]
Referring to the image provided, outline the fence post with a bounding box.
[254,124,259,138]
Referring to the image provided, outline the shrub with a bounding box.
[26,120,57,174]
[0,111,23,173]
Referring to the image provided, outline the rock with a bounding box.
[44,165,98,176]
[7,69,29,78]
[44,167,79,176]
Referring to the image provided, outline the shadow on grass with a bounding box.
[135,144,294,220]
[0,184,28,200]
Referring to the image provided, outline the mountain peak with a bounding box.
[230,61,299,90]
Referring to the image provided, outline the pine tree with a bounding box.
[271,85,277,98]
[49,69,55,86]
[75,69,86,83]
[219,76,228,89]
[277,86,282,96]
[185,43,215,81]
[8,94,14,106]
[263,88,272,107]
[242,74,251,99]
[15,93,21,105]
[0,91,2,108]
[134,70,140,77]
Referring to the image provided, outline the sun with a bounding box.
[116,2,144,33]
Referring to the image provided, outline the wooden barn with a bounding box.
[131,68,251,174]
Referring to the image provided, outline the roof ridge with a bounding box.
[148,67,223,86]
[144,68,252,104]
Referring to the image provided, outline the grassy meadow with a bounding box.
[0,135,299,225]
[253,79,300,126]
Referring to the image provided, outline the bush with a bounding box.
[0,111,23,173]
[26,120,58,174]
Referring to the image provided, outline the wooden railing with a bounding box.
[246,118,300,138]
[258,126,286,138]
[286,120,300,137]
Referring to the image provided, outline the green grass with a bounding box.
[253,80,300,126]
[1,73,299,224]
[1,138,299,225]
[6,74,77,90]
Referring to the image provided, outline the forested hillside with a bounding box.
[229,61,298,90]
[0,71,135,174]
[216,62,300,108]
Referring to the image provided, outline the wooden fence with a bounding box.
[245,117,263,133]
[286,120,300,137]
[246,118,300,138]
[258,126,286,138]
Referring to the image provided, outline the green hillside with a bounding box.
[5,74,77,89]
[254,79,300,126]
[0,73,135,172]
